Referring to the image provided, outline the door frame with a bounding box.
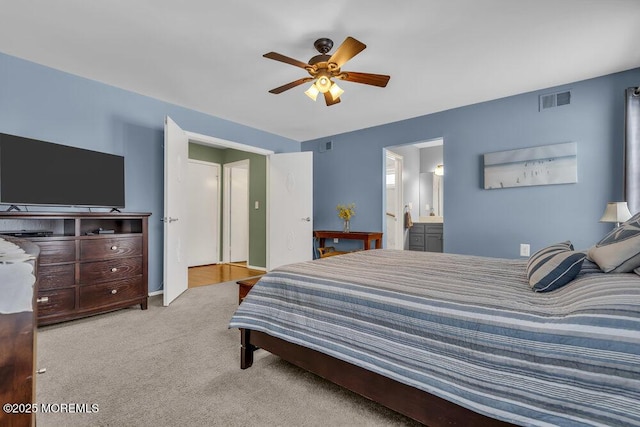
[185,131,273,157]
[384,149,404,250]
[166,124,315,305]
[222,159,250,265]
[184,132,271,272]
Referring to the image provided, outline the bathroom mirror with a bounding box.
[419,172,443,219]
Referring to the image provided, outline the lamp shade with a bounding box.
[304,84,320,101]
[328,82,344,100]
[599,202,632,224]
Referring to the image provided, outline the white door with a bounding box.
[163,116,189,306]
[230,165,249,262]
[187,159,220,267]
[385,150,404,250]
[267,152,313,270]
[222,160,250,264]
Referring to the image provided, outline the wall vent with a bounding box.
[319,140,333,152]
[539,90,571,111]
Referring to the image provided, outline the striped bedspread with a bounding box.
[229,249,640,426]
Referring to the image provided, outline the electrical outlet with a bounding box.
[333,238,339,243]
[520,244,530,257]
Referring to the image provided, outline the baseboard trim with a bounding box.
[248,265,267,272]
[148,290,163,297]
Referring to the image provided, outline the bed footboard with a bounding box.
[238,328,513,427]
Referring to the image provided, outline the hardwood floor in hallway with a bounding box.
[188,263,264,288]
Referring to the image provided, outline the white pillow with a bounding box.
[588,212,640,273]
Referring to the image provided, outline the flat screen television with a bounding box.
[0,132,125,209]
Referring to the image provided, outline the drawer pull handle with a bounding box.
[110,267,118,272]
[37,297,49,303]
[111,245,118,250]
[111,289,118,295]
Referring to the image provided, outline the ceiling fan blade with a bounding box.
[263,52,310,69]
[328,37,366,68]
[324,92,341,106]
[268,77,314,94]
[339,71,390,88]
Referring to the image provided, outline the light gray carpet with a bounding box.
[36,281,420,426]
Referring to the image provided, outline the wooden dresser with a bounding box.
[0,236,39,427]
[0,212,150,325]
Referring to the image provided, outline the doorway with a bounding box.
[223,160,249,265]
[383,138,444,252]
[165,118,314,305]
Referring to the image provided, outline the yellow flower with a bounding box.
[336,203,356,221]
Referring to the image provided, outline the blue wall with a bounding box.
[0,52,299,292]
[2,49,638,276]
[303,68,640,258]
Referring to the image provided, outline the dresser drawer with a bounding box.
[38,264,75,290]
[36,240,76,264]
[79,256,142,283]
[80,236,142,261]
[79,277,144,310]
[37,288,75,317]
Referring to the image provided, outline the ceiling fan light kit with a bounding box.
[264,36,390,106]
[315,71,332,93]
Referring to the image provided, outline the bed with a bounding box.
[229,249,640,426]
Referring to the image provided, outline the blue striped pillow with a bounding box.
[527,241,586,292]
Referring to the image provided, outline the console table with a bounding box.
[314,230,383,251]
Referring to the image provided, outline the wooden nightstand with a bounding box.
[237,276,263,304]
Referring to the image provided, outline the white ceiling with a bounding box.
[1,1,639,142]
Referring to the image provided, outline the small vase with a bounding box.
[343,219,350,233]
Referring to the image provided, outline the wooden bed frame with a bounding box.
[240,328,515,427]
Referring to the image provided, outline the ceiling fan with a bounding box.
[264,36,390,106]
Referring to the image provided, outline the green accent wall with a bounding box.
[188,143,267,268]
[189,143,225,164]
